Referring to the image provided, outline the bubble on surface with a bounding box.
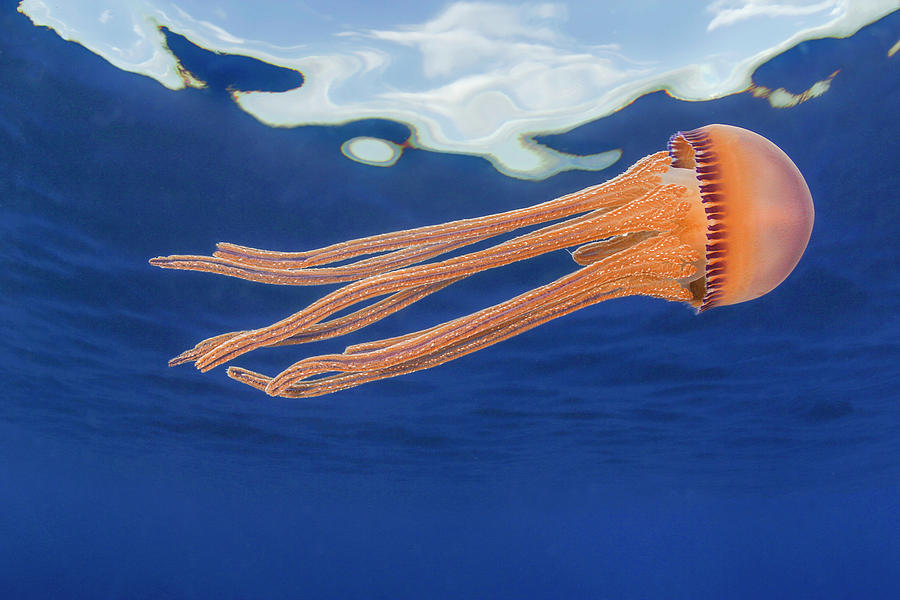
[341,137,403,167]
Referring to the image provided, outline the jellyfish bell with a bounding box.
[151,124,814,397]
[665,124,814,310]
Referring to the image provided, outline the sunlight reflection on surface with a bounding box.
[18,0,898,178]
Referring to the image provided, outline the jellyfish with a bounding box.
[150,124,814,398]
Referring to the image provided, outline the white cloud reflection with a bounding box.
[17,0,899,179]
[707,0,838,30]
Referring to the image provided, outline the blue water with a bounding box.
[2,4,899,598]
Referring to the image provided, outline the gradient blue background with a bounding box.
[2,4,899,598]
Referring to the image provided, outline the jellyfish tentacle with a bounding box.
[224,367,272,393]
[169,331,246,367]
[155,212,602,287]
[571,231,658,266]
[307,237,695,379]
[151,152,674,285]
[226,279,637,398]
[272,278,461,345]
[262,235,699,396]
[208,152,672,271]
[167,211,624,367]
[190,184,692,372]
[151,238,491,286]
[343,320,461,355]
[153,209,613,287]
[253,274,692,398]
[339,225,657,356]
[168,278,460,367]
[173,222,579,370]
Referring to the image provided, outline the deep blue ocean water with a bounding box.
[2,4,899,598]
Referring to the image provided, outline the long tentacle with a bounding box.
[206,152,671,270]
[168,278,460,366]
[166,209,625,367]
[258,235,698,396]
[226,279,676,397]
[247,277,691,397]
[226,236,697,398]
[149,152,672,286]
[151,237,489,286]
[151,208,606,287]
[165,212,606,366]
[189,183,692,372]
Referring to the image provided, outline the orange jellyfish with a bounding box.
[150,124,814,398]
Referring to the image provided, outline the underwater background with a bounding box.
[2,2,899,598]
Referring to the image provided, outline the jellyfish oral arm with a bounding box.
[153,171,696,377]
[236,235,697,398]
[150,152,702,396]
[149,151,672,283]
